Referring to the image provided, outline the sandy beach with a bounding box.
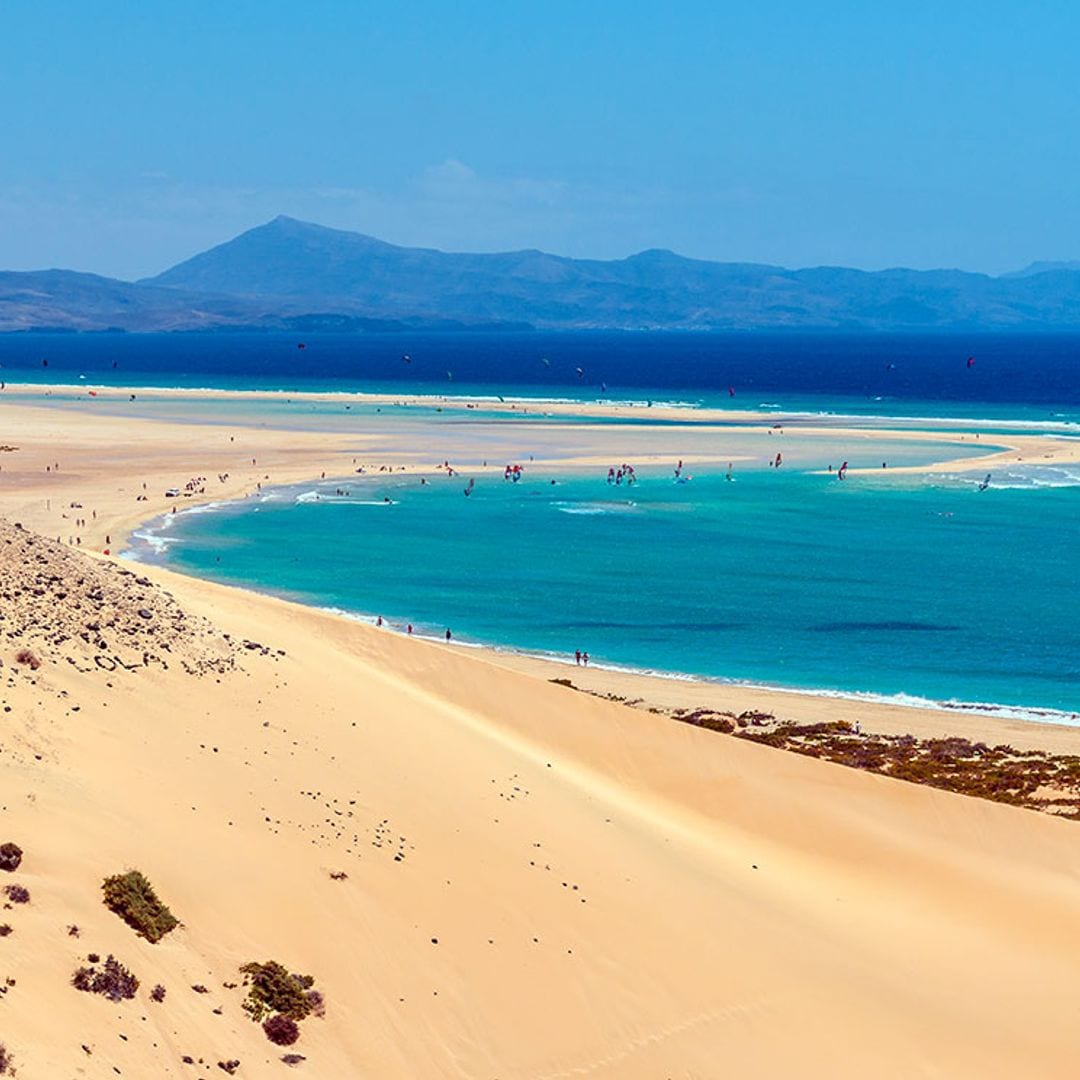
[2,387,1080,1078]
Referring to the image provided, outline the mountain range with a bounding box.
[3,215,1080,333]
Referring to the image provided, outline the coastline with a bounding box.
[124,501,1080,735]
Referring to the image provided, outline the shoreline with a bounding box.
[125,506,1080,732]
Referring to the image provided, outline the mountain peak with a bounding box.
[122,217,1080,331]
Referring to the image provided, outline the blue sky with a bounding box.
[2,1,1078,277]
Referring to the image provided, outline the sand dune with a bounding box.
[1,394,1079,1077]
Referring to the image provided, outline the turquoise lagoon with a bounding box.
[131,460,1080,720]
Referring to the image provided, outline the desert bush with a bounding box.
[71,954,139,1002]
[14,648,40,670]
[0,844,22,873]
[150,984,166,1003]
[240,960,314,1022]
[281,1054,306,1067]
[102,870,178,942]
[263,1014,300,1045]
[2,885,28,905]
[0,1041,11,1075]
[0,924,11,937]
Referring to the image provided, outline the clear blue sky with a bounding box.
[2,0,1078,278]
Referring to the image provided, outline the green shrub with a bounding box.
[240,960,315,1022]
[101,870,178,943]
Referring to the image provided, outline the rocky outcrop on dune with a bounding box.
[0,519,248,678]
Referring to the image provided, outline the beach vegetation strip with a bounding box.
[733,723,1080,815]
[555,680,1080,816]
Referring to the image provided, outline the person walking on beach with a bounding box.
[407,623,413,635]
[575,649,581,665]
[582,652,589,667]
[445,628,452,642]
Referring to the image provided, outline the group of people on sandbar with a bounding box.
[607,463,636,485]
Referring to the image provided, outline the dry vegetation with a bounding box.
[732,721,1080,817]
[551,680,1080,818]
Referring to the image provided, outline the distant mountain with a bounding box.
[142,217,1080,330]
[1002,260,1080,278]
[0,269,271,332]
[0,265,523,333]
[4,216,1080,331]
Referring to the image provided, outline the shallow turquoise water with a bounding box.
[134,465,1080,717]
[8,383,1080,433]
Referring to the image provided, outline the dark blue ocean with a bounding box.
[5,331,1078,718]
[1,330,1078,417]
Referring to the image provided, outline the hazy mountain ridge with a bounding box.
[3,216,1080,331]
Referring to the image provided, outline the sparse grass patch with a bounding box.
[729,723,1080,814]
[102,870,178,942]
